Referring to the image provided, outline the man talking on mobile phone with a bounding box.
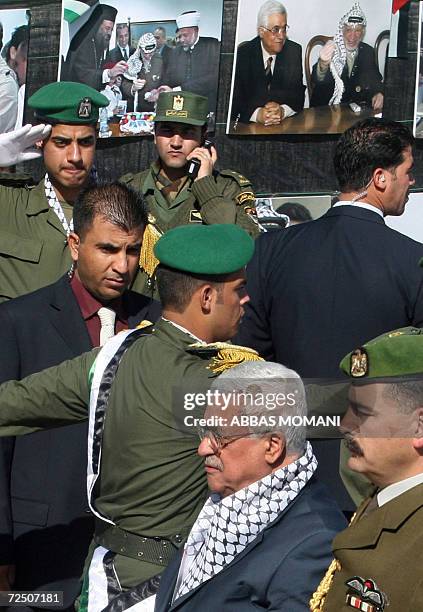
[121,91,258,292]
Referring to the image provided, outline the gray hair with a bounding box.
[257,0,287,30]
[211,361,307,454]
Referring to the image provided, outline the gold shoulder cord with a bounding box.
[139,220,162,278]
[309,512,357,611]
[207,344,264,374]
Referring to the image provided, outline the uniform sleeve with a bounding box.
[0,350,98,436]
[190,172,259,237]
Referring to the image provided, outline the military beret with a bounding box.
[154,224,255,275]
[340,327,423,380]
[28,82,108,125]
[154,91,208,126]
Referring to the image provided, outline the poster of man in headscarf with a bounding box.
[227,0,392,136]
[59,0,223,137]
[0,8,30,133]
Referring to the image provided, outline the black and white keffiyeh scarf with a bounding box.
[329,2,367,105]
[174,441,317,601]
[44,173,74,236]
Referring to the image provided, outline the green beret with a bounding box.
[340,327,423,380]
[154,91,208,126]
[154,224,255,275]
[28,82,108,125]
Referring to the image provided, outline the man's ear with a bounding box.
[67,231,81,263]
[8,46,17,62]
[264,433,285,466]
[412,407,423,450]
[373,168,387,191]
[199,284,216,314]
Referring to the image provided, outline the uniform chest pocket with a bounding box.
[0,229,43,262]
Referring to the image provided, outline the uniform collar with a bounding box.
[378,472,423,508]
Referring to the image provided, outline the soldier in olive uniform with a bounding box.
[0,224,262,609]
[0,81,109,303]
[311,327,423,612]
[121,90,259,293]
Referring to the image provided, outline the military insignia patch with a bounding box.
[345,577,388,611]
[236,191,255,206]
[189,210,203,223]
[78,97,92,118]
[173,95,184,111]
[350,348,368,377]
[388,331,404,338]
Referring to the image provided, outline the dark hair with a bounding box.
[6,24,29,62]
[154,26,166,37]
[73,182,148,238]
[116,23,129,33]
[156,265,228,312]
[277,202,312,223]
[333,118,414,192]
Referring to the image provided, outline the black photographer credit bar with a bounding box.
[0,592,63,607]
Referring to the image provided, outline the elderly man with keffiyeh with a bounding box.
[310,3,384,111]
[150,361,346,612]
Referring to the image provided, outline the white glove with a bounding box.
[319,40,336,65]
[0,124,51,167]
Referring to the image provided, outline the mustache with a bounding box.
[204,455,223,471]
[344,433,364,456]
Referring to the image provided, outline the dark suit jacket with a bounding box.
[0,274,160,607]
[155,478,346,611]
[324,483,423,611]
[310,42,383,107]
[231,36,305,122]
[105,45,135,65]
[236,206,423,509]
[163,37,220,112]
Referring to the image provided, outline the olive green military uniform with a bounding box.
[322,484,423,611]
[0,81,110,302]
[0,181,72,302]
[0,319,214,587]
[120,163,258,237]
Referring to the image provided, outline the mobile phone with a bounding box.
[187,139,214,179]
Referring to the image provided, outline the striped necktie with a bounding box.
[265,56,273,90]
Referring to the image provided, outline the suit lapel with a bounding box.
[48,276,92,354]
[169,501,292,610]
[252,37,267,90]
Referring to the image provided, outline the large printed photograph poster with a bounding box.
[59,0,223,137]
[227,0,392,136]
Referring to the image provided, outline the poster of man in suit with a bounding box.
[58,0,223,135]
[227,0,392,135]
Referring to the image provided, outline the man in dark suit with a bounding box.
[153,361,346,611]
[236,118,423,510]
[161,11,221,114]
[0,182,160,609]
[310,4,383,110]
[154,26,172,70]
[231,0,305,125]
[106,24,135,65]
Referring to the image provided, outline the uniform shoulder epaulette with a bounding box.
[119,172,135,184]
[187,342,263,373]
[219,169,252,188]
[136,320,155,331]
[0,173,36,189]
